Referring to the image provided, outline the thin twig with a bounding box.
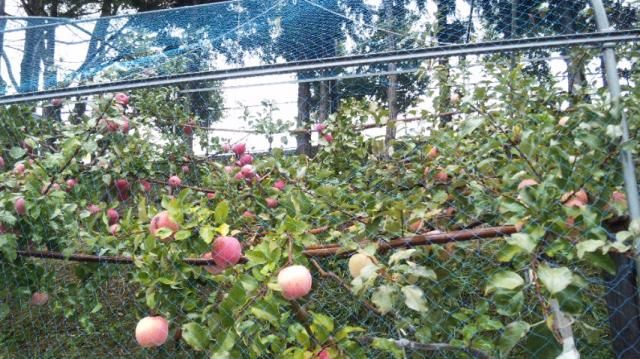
[356,337,493,359]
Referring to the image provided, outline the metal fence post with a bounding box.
[590,0,640,357]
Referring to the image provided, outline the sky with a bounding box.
[0,0,623,154]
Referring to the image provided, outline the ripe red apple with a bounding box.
[611,191,627,205]
[266,198,279,208]
[183,120,195,136]
[211,236,242,268]
[15,197,26,216]
[408,219,424,233]
[51,98,63,107]
[427,147,439,160]
[318,349,330,359]
[66,178,77,191]
[181,165,190,174]
[240,165,255,178]
[30,291,49,306]
[273,180,286,191]
[234,172,244,181]
[242,210,255,219]
[14,163,25,175]
[517,179,538,190]
[315,123,327,133]
[149,211,179,239]
[140,180,152,193]
[277,265,313,300]
[239,154,253,166]
[562,189,588,208]
[120,116,130,134]
[105,119,120,132]
[0,156,4,168]
[135,316,169,348]
[223,166,234,175]
[201,252,224,275]
[348,253,374,278]
[207,192,216,200]
[232,143,246,156]
[434,170,449,183]
[109,224,121,235]
[87,204,101,215]
[222,143,231,152]
[115,179,130,193]
[168,176,182,188]
[114,92,129,106]
[323,134,333,143]
[107,208,119,225]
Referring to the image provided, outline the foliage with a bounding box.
[0,47,638,358]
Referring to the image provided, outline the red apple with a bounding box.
[234,172,244,181]
[183,120,195,136]
[181,165,190,174]
[273,180,286,191]
[232,143,246,156]
[318,349,330,359]
[135,316,169,348]
[266,198,279,208]
[66,179,77,191]
[223,166,234,175]
[0,156,4,168]
[15,197,26,216]
[562,189,589,207]
[612,191,627,205]
[120,116,130,134]
[222,143,231,152]
[278,265,312,300]
[109,224,121,235]
[434,170,449,183]
[114,92,129,106]
[239,154,253,166]
[201,252,224,275]
[240,165,255,178]
[168,176,182,188]
[427,147,439,160]
[207,192,216,200]
[115,179,130,193]
[517,179,538,190]
[107,208,119,225]
[30,291,49,306]
[87,204,101,215]
[315,123,327,133]
[211,236,242,268]
[14,163,25,175]
[140,180,152,193]
[243,210,255,219]
[149,211,179,238]
[323,134,333,143]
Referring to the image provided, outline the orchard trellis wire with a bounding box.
[0,0,640,358]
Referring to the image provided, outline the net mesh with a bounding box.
[0,0,639,358]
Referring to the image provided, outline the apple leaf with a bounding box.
[537,265,572,294]
[182,322,209,351]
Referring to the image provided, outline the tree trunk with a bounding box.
[296,81,312,156]
[384,0,398,142]
[559,0,587,98]
[0,0,7,95]
[436,0,452,124]
[319,80,329,122]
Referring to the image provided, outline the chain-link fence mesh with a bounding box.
[0,0,639,358]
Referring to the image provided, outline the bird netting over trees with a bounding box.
[0,0,640,358]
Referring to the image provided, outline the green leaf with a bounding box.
[401,285,428,312]
[250,307,278,326]
[371,285,395,314]
[182,322,209,351]
[460,116,484,136]
[485,271,524,294]
[576,240,606,259]
[216,223,230,236]
[371,338,403,359]
[538,265,572,294]
[497,321,530,356]
[506,233,537,254]
[174,230,191,241]
[9,147,26,159]
[200,225,215,244]
[214,201,229,224]
[389,249,416,265]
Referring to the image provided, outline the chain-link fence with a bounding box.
[0,0,639,358]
